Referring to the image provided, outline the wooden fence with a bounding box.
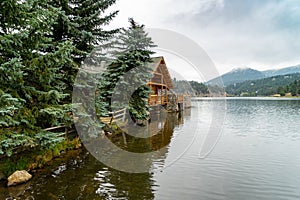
[100,108,127,124]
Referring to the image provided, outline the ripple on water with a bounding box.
[4,98,300,200]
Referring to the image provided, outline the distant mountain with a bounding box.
[207,68,266,86]
[207,64,300,87]
[263,65,300,77]
[226,73,300,96]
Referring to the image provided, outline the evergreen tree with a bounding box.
[49,0,119,96]
[97,19,156,121]
[0,0,119,156]
[277,86,286,96]
[285,80,300,96]
[0,0,75,156]
[0,0,26,129]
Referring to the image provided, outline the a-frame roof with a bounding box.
[147,56,174,89]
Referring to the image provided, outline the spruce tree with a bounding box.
[0,0,75,156]
[0,0,26,129]
[50,0,119,96]
[0,0,119,155]
[98,19,156,121]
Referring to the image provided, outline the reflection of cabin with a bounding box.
[147,57,190,111]
[147,57,173,106]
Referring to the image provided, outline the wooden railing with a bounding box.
[100,108,127,124]
[149,95,168,106]
[177,94,184,103]
[112,108,127,123]
[149,95,159,105]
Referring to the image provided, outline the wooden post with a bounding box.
[161,73,163,105]
[122,132,127,146]
[148,84,151,105]
[161,85,163,105]
[65,127,68,139]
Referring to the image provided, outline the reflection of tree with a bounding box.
[105,170,155,200]
[17,111,188,199]
[91,111,185,199]
[103,111,185,199]
[149,112,179,151]
[184,108,192,118]
[109,110,185,152]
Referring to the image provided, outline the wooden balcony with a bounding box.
[148,95,169,106]
[177,94,184,103]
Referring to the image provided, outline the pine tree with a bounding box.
[49,0,119,96]
[70,0,119,60]
[0,0,75,156]
[0,0,119,156]
[0,0,26,129]
[97,19,156,121]
[287,80,300,96]
[277,86,286,96]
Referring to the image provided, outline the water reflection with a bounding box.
[3,98,300,200]
[1,110,190,200]
[81,108,190,173]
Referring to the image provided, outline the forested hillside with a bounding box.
[172,79,225,97]
[263,65,300,77]
[208,65,300,87]
[208,68,266,86]
[226,73,300,96]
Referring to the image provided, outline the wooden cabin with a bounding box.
[147,57,174,106]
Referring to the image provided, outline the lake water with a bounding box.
[1,97,300,200]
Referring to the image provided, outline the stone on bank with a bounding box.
[7,170,32,187]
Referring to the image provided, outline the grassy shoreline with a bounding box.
[0,137,81,180]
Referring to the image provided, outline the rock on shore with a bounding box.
[7,170,32,187]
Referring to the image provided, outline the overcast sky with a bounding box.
[108,0,300,80]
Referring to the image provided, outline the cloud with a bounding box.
[109,0,224,27]
[109,0,300,75]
